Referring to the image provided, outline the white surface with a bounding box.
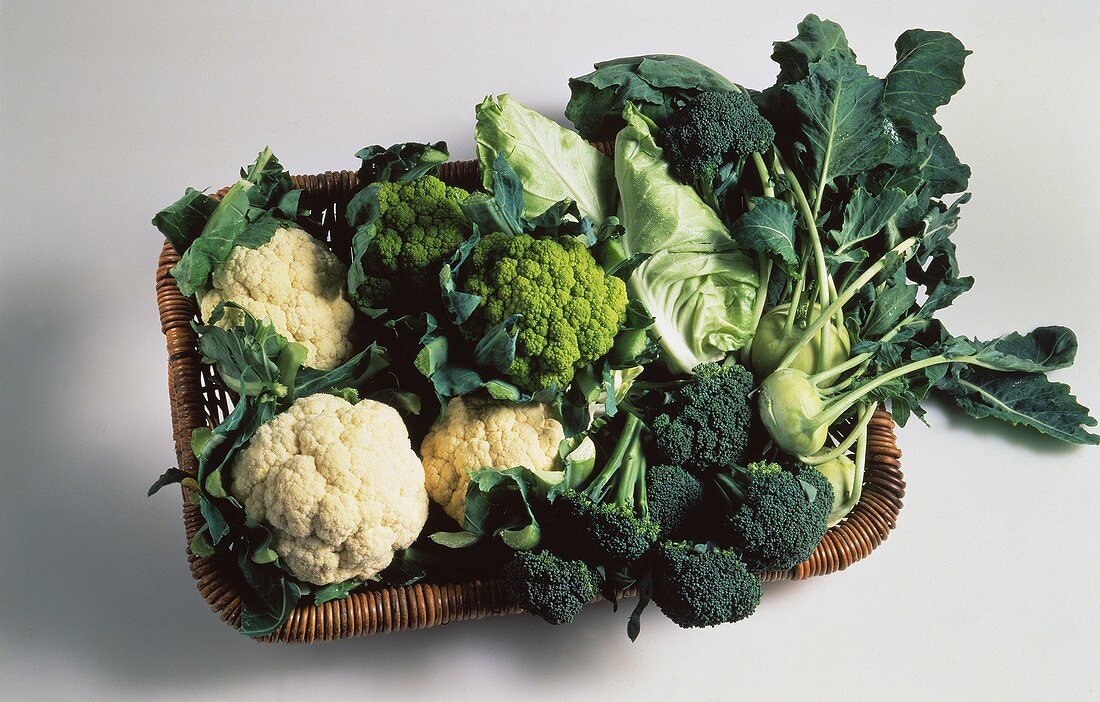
[2,1,1098,700]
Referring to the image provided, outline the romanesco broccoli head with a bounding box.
[355,175,469,311]
[464,231,627,392]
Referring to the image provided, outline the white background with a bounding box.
[2,1,1098,700]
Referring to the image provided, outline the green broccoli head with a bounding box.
[500,550,602,625]
[464,232,627,392]
[660,90,775,186]
[651,541,761,629]
[356,175,469,311]
[651,362,756,471]
[716,461,834,573]
[646,463,706,538]
[555,488,660,565]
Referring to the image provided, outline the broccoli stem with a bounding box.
[776,237,921,372]
[585,413,643,503]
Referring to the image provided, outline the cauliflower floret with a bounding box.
[200,226,355,370]
[231,393,429,586]
[419,396,568,524]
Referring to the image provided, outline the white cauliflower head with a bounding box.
[420,396,567,524]
[230,393,429,586]
[199,226,355,370]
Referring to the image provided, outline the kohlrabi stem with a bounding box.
[774,151,832,309]
[742,154,777,361]
[776,236,921,372]
[809,352,872,387]
[814,356,964,430]
[587,413,642,502]
[774,150,834,354]
[784,253,811,337]
[800,401,878,464]
[751,152,775,198]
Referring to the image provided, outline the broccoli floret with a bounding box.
[714,461,834,572]
[464,231,627,393]
[660,90,775,188]
[500,550,602,625]
[651,541,761,628]
[555,414,660,565]
[354,175,470,311]
[651,362,755,471]
[645,463,705,538]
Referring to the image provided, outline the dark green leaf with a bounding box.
[313,580,362,606]
[782,55,891,195]
[729,197,798,273]
[830,186,909,253]
[147,467,191,497]
[151,188,218,254]
[189,527,215,558]
[474,314,521,372]
[197,494,230,544]
[882,29,970,144]
[239,580,303,638]
[948,326,1079,373]
[937,369,1099,445]
[354,141,448,183]
[769,14,856,87]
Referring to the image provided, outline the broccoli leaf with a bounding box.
[474,314,521,373]
[728,197,798,274]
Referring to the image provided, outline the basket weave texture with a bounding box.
[154,159,906,643]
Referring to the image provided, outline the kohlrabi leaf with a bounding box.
[354,141,448,184]
[728,197,798,274]
[829,186,909,253]
[862,271,919,340]
[476,95,617,222]
[781,54,891,197]
[945,326,1079,373]
[936,368,1099,445]
[882,29,970,145]
[768,14,857,87]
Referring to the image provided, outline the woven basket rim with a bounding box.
[154,160,906,643]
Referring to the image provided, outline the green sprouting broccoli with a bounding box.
[651,541,761,628]
[464,231,627,393]
[353,175,470,311]
[645,463,705,539]
[500,550,602,625]
[555,413,660,565]
[713,461,833,572]
[660,89,775,193]
[651,362,755,472]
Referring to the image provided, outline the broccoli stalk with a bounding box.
[651,541,761,628]
[500,550,602,625]
[712,461,833,573]
[556,413,660,566]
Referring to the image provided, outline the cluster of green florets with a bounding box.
[660,90,776,186]
[716,461,834,572]
[464,231,628,392]
[355,175,469,311]
[651,541,761,628]
[500,550,602,625]
[651,362,756,471]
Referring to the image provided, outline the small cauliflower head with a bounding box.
[420,396,566,524]
[230,393,429,586]
[199,226,355,370]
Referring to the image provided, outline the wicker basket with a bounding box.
[154,158,906,643]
